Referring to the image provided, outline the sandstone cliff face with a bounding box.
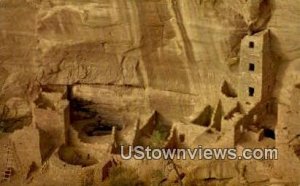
[0,0,300,184]
[1,0,299,111]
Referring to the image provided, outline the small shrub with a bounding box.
[109,166,142,186]
[149,121,169,148]
[149,130,168,148]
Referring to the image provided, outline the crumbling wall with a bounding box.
[210,101,223,131]
[173,121,207,147]
[221,114,245,146]
[9,126,42,180]
[34,90,70,162]
[165,125,179,149]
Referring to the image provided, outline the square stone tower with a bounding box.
[238,30,274,107]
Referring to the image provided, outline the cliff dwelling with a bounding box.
[0,0,300,186]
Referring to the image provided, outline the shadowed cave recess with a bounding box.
[0,0,300,185]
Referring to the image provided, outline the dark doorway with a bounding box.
[249,41,255,48]
[263,128,275,139]
[248,87,255,97]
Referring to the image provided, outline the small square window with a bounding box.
[249,41,254,48]
[249,63,255,71]
[249,87,255,97]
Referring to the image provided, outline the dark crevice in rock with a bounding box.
[192,105,213,127]
[221,81,238,98]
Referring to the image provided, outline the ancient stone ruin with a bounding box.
[0,0,299,185]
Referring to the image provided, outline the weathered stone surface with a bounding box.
[0,0,300,185]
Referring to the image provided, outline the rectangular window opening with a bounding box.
[249,87,255,97]
[249,63,255,71]
[249,41,255,48]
